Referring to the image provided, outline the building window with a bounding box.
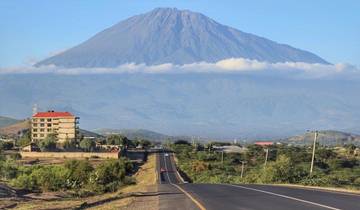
[40,123,45,127]
[33,119,38,122]
[40,119,45,122]
[47,128,52,132]
[33,129,37,132]
[47,123,52,127]
[47,119,52,122]
[40,128,45,132]
[33,134,38,137]
[33,123,38,127]
[40,134,44,137]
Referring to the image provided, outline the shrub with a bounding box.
[31,166,67,191]
[0,160,18,180]
[0,141,14,150]
[11,174,37,190]
[9,153,22,160]
[89,158,133,193]
[65,159,94,189]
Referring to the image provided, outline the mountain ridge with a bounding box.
[36,7,328,68]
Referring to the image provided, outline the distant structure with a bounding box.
[32,104,38,116]
[254,141,274,146]
[31,111,79,143]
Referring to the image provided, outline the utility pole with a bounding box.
[264,148,269,169]
[310,131,318,176]
[240,161,246,178]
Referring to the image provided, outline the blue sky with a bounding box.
[0,0,359,67]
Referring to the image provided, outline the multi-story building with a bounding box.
[31,111,79,143]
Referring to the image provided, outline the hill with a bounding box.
[79,129,103,139]
[0,120,30,138]
[36,8,328,68]
[95,128,171,141]
[0,116,20,128]
[286,130,360,146]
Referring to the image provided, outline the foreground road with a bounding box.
[181,184,360,210]
[157,152,360,210]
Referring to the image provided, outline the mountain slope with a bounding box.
[0,120,30,137]
[0,116,20,128]
[1,74,359,139]
[36,8,328,68]
[95,128,170,141]
[286,130,360,146]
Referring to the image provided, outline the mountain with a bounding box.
[79,129,103,139]
[95,128,171,141]
[0,120,30,138]
[36,8,328,68]
[286,130,360,146]
[1,74,359,139]
[0,116,20,128]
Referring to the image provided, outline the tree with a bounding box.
[79,139,96,152]
[89,159,133,192]
[106,135,129,147]
[39,134,57,151]
[18,130,31,147]
[63,139,77,151]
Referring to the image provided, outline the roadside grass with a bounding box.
[17,156,106,166]
[10,154,157,210]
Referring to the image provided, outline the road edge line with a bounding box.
[171,153,186,183]
[172,184,206,210]
[225,184,341,210]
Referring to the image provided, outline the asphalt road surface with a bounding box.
[157,152,360,210]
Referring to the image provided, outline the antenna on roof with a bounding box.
[32,104,38,115]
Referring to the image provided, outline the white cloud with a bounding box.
[0,58,358,79]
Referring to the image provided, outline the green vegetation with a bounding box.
[38,134,57,151]
[79,138,96,152]
[0,156,134,196]
[172,142,360,190]
[106,134,129,146]
[17,130,31,147]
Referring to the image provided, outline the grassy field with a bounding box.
[2,154,157,210]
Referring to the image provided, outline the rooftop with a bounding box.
[33,111,74,118]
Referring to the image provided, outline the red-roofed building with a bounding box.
[254,141,274,146]
[31,111,79,143]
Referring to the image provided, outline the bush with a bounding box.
[31,166,67,191]
[11,174,37,190]
[0,141,14,150]
[9,153,22,160]
[0,160,18,180]
[65,159,94,189]
[89,159,133,193]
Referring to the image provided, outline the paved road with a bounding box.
[157,152,199,210]
[157,152,360,210]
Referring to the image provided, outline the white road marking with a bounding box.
[162,152,172,184]
[226,184,341,210]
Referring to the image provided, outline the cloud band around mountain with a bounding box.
[0,58,358,79]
